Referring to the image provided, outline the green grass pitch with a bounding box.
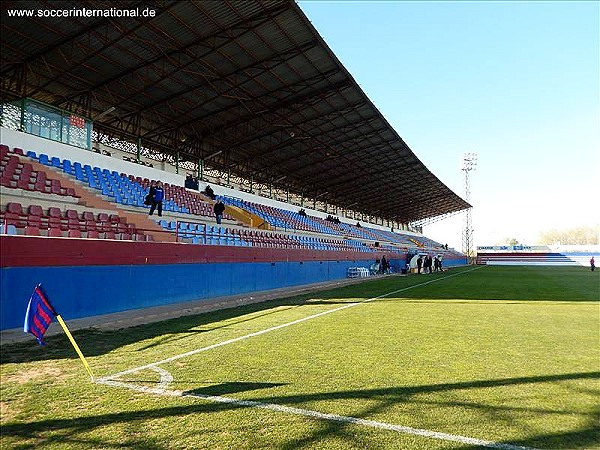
[1,266,599,449]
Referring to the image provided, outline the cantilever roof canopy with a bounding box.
[1,0,470,223]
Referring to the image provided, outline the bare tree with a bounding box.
[537,225,599,245]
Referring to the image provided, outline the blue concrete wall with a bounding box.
[2,256,468,330]
[1,259,362,330]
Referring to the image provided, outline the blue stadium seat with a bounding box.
[38,154,50,165]
[2,224,17,235]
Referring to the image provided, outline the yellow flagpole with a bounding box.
[55,315,95,382]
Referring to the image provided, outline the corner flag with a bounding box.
[24,284,56,345]
[24,284,95,381]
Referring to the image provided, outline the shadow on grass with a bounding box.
[1,267,444,363]
[0,293,352,363]
[184,381,287,396]
[3,371,598,449]
[1,266,597,364]
[452,413,600,450]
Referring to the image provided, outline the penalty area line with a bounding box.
[98,266,482,382]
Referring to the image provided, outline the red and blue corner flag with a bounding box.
[22,284,95,380]
[23,284,57,345]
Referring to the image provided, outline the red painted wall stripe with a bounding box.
[1,236,393,268]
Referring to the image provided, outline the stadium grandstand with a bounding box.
[0,1,471,331]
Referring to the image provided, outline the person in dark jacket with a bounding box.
[380,255,390,274]
[424,255,433,274]
[149,181,164,217]
[144,180,156,206]
[214,199,225,224]
[204,185,215,200]
[185,174,195,189]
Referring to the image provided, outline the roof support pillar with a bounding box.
[137,137,142,162]
[19,98,25,132]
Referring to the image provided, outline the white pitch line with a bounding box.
[97,266,539,449]
[98,266,482,383]
[96,375,538,450]
[151,365,173,393]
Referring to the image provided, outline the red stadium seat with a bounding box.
[34,181,51,193]
[97,221,112,232]
[16,179,33,190]
[25,226,40,236]
[65,209,79,220]
[28,205,44,217]
[48,217,62,229]
[64,218,81,231]
[27,215,42,228]
[48,228,63,237]
[68,229,81,238]
[6,202,24,215]
[47,207,62,218]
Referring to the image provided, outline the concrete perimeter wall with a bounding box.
[1,235,467,330]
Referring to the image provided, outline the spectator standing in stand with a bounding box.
[214,199,225,224]
[145,180,156,207]
[149,181,164,217]
[185,174,194,189]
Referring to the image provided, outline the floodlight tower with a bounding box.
[461,153,477,259]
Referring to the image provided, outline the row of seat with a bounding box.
[0,152,78,197]
[26,150,236,221]
[0,202,150,241]
[155,218,377,252]
[15,146,400,246]
[1,144,459,255]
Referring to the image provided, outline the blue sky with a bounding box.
[298,0,599,249]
